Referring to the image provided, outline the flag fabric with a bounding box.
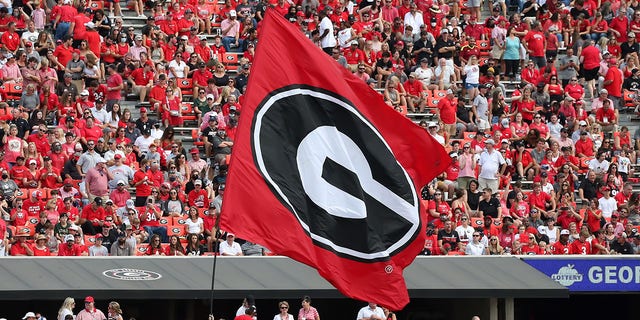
[220,9,451,310]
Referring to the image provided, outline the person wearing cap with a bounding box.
[598,185,617,219]
[425,121,445,145]
[610,231,634,254]
[220,232,244,256]
[549,228,571,254]
[477,137,506,193]
[76,296,106,320]
[130,34,148,63]
[9,230,34,256]
[435,88,458,141]
[343,41,365,72]
[86,154,112,199]
[128,60,154,104]
[188,178,210,209]
[112,222,135,256]
[79,197,107,235]
[104,64,124,111]
[88,233,109,256]
[221,9,243,52]
[403,72,427,113]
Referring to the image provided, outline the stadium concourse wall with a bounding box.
[1,256,639,319]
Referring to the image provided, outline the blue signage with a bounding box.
[523,258,640,292]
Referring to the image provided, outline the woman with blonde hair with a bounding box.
[57,297,75,320]
[107,301,124,320]
[487,235,504,255]
[273,301,293,320]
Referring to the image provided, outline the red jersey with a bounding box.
[569,238,592,254]
[551,241,570,254]
[188,189,210,208]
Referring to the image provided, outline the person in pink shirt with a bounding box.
[76,296,106,320]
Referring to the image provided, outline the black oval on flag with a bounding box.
[251,85,421,262]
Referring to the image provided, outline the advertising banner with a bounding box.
[523,257,640,292]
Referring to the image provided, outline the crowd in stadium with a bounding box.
[0,0,639,257]
[12,295,328,320]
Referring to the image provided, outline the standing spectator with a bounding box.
[579,39,601,99]
[317,8,336,55]
[437,89,456,140]
[603,58,623,109]
[298,296,320,320]
[107,302,124,320]
[57,297,75,320]
[477,139,505,192]
[76,296,105,320]
[105,64,124,111]
[85,159,112,203]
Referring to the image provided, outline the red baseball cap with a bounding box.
[114,154,122,160]
[140,107,148,113]
[85,296,94,303]
[190,148,199,154]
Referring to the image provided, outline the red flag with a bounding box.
[220,9,451,310]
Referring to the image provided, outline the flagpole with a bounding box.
[209,208,223,318]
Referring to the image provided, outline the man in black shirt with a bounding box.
[610,233,633,254]
[621,34,640,61]
[412,31,433,64]
[434,29,455,62]
[437,220,459,254]
[578,170,598,203]
[622,68,640,91]
[478,187,501,218]
[374,51,393,87]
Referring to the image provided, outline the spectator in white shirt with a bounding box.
[465,232,487,255]
[356,303,385,320]
[220,233,244,256]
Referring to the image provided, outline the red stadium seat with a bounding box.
[177,78,193,97]
[192,129,204,146]
[180,103,197,122]
[135,243,150,256]
[222,53,240,72]
[167,225,186,237]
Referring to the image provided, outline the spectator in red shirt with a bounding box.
[404,72,426,113]
[554,146,580,171]
[574,131,595,157]
[192,62,213,94]
[551,229,571,254]
[1,22,20,54]
[344,41,365,72]
[569,229,592,254]
[595,99,617,132]
[528,182,556,219]
[9,232,34,256]
[579,39,601,99]
[436,88,457,139]
[188,179,210,208]
[128,63,154,104]
[58,234,81,256]
[603,58,623,107]
[80,197,107,235]
[523,22,547,68]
